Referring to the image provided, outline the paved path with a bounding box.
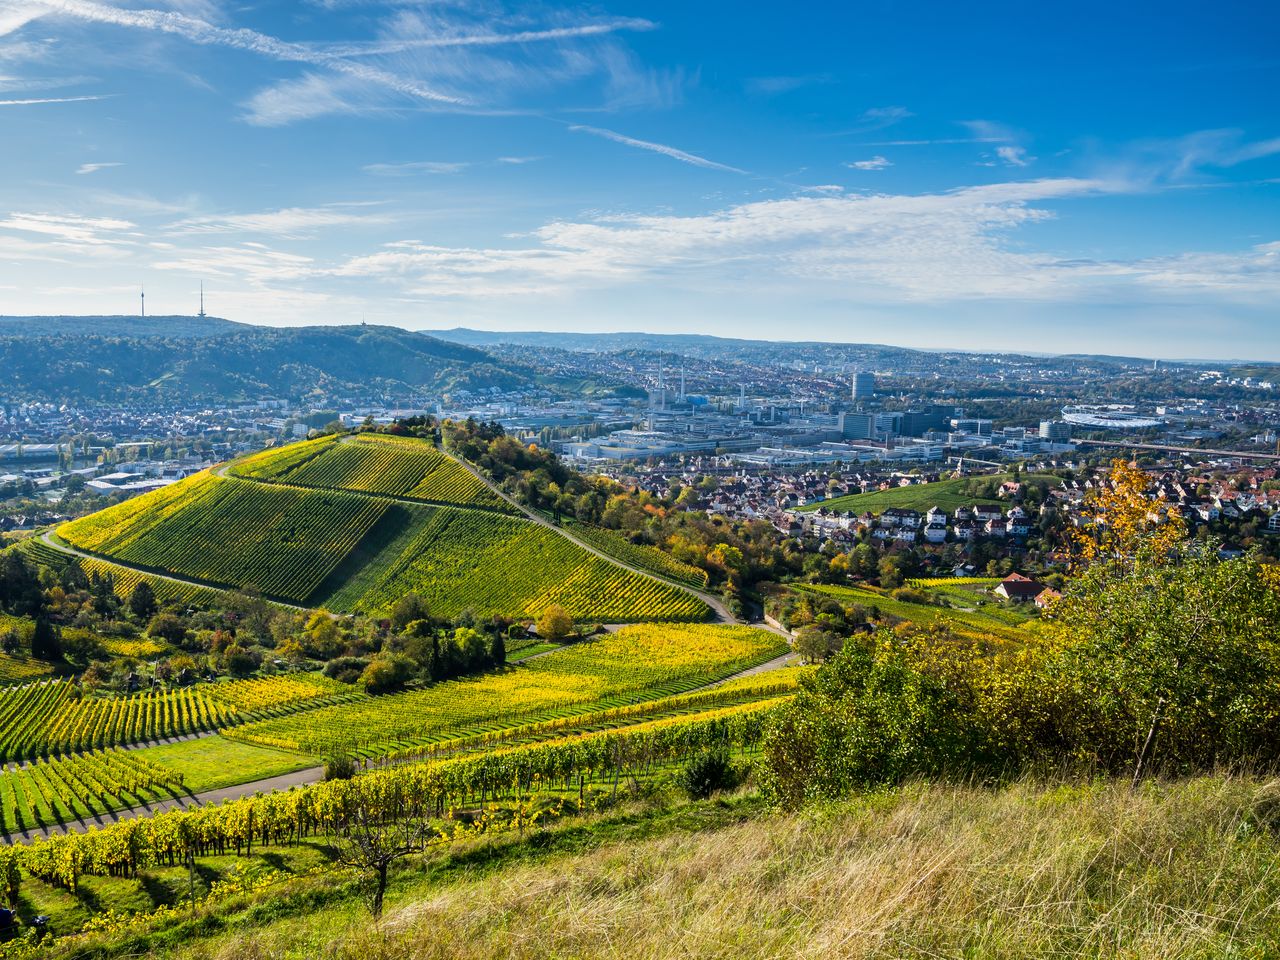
[7,763,326,844]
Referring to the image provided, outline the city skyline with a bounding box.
[0,0,1277,360]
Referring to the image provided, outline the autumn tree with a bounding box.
[536,604,573,642]
[1072,459,1185,569]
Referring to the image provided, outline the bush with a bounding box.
[324,656,370,683]
[758,639,986,808]
[677,749,741,800]
[324,755,357,781]
[360,653,416,694]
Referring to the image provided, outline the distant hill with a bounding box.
[430,327,909,356]
[0,315,246,338]
[0,319,529,403]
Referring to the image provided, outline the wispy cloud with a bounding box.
[863,137,1005,146]
[27,0,465,105]
[325,18,656,57]
[0,94,109,105]
[363,160,469,176]
[569,125,747,174]
[166,206,389,237]
[847,156,892,171]
[0,211,135,242]
[745,74,832,95]
[497,156,543,165]
[76,161,123,174]
[995,145,1033,167]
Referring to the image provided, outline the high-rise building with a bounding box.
[1039,420,1072,442]
[851,371,876,400]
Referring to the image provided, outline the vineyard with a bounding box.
[223,624,786,758]
[372,669,808,767]
[13,699,777,896]
[0,674,353,762]
[313,502,708,620]
[47,439,710,621]
[59,474,389,604]
[567,523,710,589]
[230,433,510,511]
[17,539,229,609]
[0,748,181,836]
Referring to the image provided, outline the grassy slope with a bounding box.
[49,775,1280,960]
[798,473,1061,514]
[799,582,1034,641]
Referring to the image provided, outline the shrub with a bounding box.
[324,755,357,781]
[677,749,741,800]
[360,653,416,695]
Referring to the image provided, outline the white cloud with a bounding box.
[166,206,389,237]
[316,178,1279,308]
[0,94,108,105]
[996,145,1032,167]
[497,156,542,165]
[324,18,656,57]
[363,160,469,176]
[0,211,135,244]
[75,161,123,174]
[846,156,892,171]
[569,125,746,174]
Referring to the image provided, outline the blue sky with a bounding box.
[0,0,1277,359]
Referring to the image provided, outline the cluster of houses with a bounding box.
[797,501,1041,545]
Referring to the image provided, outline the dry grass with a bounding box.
[179,775,1280,960]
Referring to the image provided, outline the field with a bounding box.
[50,435,710,622]
[0,673,354,762]
[796,476,1006,514]
[223,624,787,758]
[186,776,1280,960]
[798,581,1034,642]
[231,434,511,511]
[128,736,318,793]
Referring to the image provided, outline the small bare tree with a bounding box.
[335,801,430,919]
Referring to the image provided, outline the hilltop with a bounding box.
[0,320,528,404]
[45,432,709,622]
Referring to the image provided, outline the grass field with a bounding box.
[796,476,1005,514]
[131,736,318,793]
[797,473,1063,515]
[799,581,1034,641]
